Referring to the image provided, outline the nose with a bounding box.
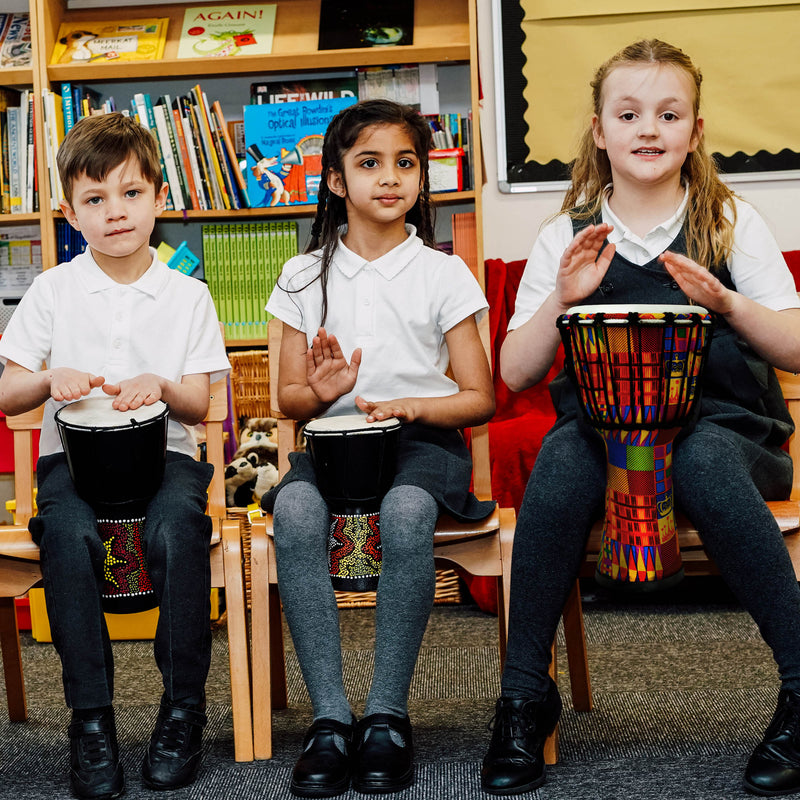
[637,113,658,137]
[379,166,400,186]
[105,199,127,220]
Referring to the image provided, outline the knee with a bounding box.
[272,481,328,557]
[379,486,437,560]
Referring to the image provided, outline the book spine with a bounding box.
[190,86,230,210]
[184,96,219,209]
[7,105,21,213]
[209,108,240,211]
[169,100,200,210]
[60,82,75,132]
[212,100,250,208]
[152,104,185,211]
[25,91,34,213]
[0,109,9,213]
[178,99,208,211]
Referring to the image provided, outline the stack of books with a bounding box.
[55,219,88,263]
[0,88,37,214]
[0,224,42,333]
[202,220,297,341]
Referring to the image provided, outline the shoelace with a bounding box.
[487,702,536,742]
[154,717,191,754]
[78,731,113,767]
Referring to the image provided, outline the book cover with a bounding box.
[177,4,276,59]
[211,101,250,208]
[318,0,413,51]
[1,12,32,68]
[50,18,168,64]
[250,76,357,105]
[244,96,356,208]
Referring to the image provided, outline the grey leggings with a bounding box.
[501,419,800,699]
[272,480,439,723]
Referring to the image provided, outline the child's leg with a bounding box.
[142,453,214,705]
[674,427,800,685]
[272,480,352,724]
[30,454,115,709]
[365,484,439,718]
[501,421,607,700]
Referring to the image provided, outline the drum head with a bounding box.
[56,397,167,429]
[565,304,709,317]
[305,414,401,435]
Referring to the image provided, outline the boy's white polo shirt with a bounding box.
[267,226,488,419]
[0,247,230,457]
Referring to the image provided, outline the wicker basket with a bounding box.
[227,508,465,609]
[229,349,270,429]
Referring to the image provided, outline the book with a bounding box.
[189,86,230,209]
[318,0,413,50]
[6,106,22,213]
[211,101,250,208]
[50,18,168,64]
[250,76,357,105]
[244,96,356,208]
[166,96,200,210]
[0,12,32,68]
[152,103,186,211]
[60,82,76,132]
[177,4,276,59]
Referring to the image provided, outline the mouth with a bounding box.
[376,195,400,203]
[633,148,664,156]
[107,228,133,236]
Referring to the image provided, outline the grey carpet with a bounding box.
[0,577,783,799]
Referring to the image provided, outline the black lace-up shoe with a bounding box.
[141,699,207,790]
[68,708,124,800]
[353,713,414,794]
[481,678,562,795]
[745,689,800,796]
[290,717,356,798]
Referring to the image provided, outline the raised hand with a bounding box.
[306,327,362,405]
[659,251,734,315]
[555,223,616,309]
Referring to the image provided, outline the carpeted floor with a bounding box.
[0,577,783,799]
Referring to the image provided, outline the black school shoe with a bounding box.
[141,698,207,790]
[744,689,800,796]
[353,713,414,794]
[481,678,562,795]
[290,717,356,798]
[68,708,124,800]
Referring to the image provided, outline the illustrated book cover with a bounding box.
[244,96,356,208]
[50,18,169,64]
[177,4,276,59]
[0,12,32,68]
[318,0,413,50]
[250,75,357,104]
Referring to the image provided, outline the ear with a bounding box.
[154,182,169,215]
[60,199,80,230]
[327,169,346,198]
[591,114,606,150]
[688,116,704,153]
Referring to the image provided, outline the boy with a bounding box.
[0,113,230,799]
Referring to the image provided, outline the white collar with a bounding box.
[603,184,689,245]
[77,247,165,298]
[334,224,423,280]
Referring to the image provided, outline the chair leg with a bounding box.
[269,584,287,710]
[544,641,559,765]
[0,596,27,722]
[562,580,592,712]
[221,519,254,762]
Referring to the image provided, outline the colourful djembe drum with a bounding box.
[304,415,401,591]
[557,305,713,591]
[55,397,168,613]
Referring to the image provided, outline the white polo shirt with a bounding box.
[0,247,230,457]
[266,225,488,419]
[510,193,800,330]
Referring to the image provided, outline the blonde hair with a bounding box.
[563,39,737,271]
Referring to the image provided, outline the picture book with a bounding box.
[0,12,32,68]
[50,18,169,64]
[318,0,413,50]
[250,75,357,105]
[243,96,356,208]
[177,4,276,59]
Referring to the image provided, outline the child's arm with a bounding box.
[277,325,362,420]
[0,361,105,416]
[501,223,616,392]
[102,372,211,425]
[661,251,800,373]
[355,315,495,429]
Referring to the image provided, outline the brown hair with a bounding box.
[57,112,163,205]
[564,39,737,271]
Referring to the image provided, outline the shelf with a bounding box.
[0,67,34,87]
[0,213,42,225]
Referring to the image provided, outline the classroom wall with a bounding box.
[475,0,800,264]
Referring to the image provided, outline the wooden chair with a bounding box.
[0,380,257,761]
[547,367,800,763]
[246,317,516,758]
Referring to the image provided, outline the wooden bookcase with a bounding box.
[8,0,484,344]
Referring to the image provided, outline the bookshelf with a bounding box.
[12,0,484,346]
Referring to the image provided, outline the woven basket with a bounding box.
[229,349,270,425]
[227,508,464,609]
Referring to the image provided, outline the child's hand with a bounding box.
[660,251,735,315]
[555,223,616,308]
[102,373,164,411]
[49,368,105,402]
[307,327,362,404]
[355,395,415,423]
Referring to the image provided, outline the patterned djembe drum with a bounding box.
[55,397,168,613]
[304,415,401,592]
[557,305,713,591]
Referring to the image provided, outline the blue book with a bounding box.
[60,82,74,132]
[243,96,356,208]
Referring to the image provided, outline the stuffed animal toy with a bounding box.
[225,418,282,506]
[225,452,259,507]
[253,463,280,503]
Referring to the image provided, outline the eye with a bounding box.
[125,189,141,199]
[620,112,636,121]
[361,158,378,169]
[86,196,102,206]
[661,112,678,122]
[398,157,416,169]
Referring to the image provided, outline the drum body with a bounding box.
[304,415,401,592]
[55,397,169,613]
[557,305,713,591]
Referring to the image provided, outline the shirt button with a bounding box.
[113,339,122,349]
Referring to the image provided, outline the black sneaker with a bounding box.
[68,708,124,800]
[745,689,800,796]
[141,699,207,790]
[481,679,562,795]
[291,717,355,798]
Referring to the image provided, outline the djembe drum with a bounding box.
[304,415,401,591]
[557,305,713,591]
[55,397,169,613]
